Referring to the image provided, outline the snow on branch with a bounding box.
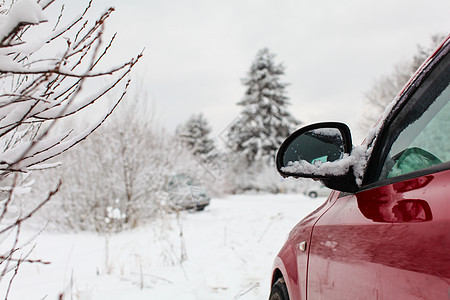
[0,0,141,288]
[0,0,142,175]
[0,0,48,46]
[0,179,61,235]
[0,59,137,78]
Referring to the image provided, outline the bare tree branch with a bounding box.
[0,0,141,291]
[0,181,61,235]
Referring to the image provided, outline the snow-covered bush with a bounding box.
[0,0,140,294]
[30,93,225,233]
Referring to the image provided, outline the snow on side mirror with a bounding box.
[276,122,353,180]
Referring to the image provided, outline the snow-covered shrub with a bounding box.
[30,94,223,233]
[223,154,301,194]
[0,0,140,293]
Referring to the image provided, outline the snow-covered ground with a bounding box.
[2,194,325,299]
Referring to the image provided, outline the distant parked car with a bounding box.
[269,35,450,300]
[303,184,330,198]
[166,174,210,211]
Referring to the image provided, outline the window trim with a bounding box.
[359,162,450,192]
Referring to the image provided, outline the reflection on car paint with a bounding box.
[307,170,450,299]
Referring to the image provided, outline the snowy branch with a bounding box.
[0,0,141,292]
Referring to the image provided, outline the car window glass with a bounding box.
[379,82,449,180]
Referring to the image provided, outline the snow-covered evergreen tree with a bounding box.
[227,48,298,166]
[177,113,217,164]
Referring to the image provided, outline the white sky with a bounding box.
[76,0,449,143]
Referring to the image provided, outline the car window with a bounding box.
[377,75,449,181]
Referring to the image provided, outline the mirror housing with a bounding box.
[276,122,358,193]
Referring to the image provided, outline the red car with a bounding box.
[270,35,450,300]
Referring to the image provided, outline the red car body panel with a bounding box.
[273,170,450,300]
[307,169,450,299]
[272,191,340,300]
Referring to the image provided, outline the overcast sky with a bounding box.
[81,0,449,143]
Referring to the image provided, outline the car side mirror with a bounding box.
[276,122,358,193]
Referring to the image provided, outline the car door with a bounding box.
[306,43,450,299]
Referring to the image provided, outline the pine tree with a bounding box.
[177,113,217,164]
[227,48,298,166]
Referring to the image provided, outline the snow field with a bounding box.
[3,193,325,299]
